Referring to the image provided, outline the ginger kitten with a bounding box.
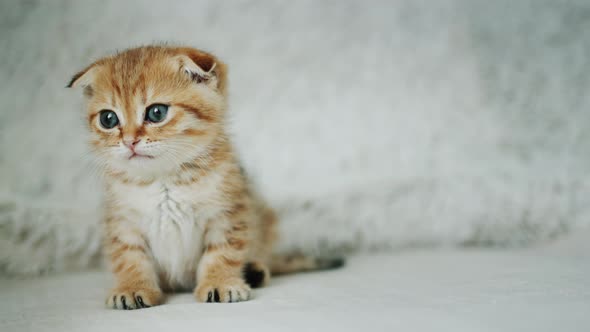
[68,45,343,309]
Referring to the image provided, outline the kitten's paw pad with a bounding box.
[195,278,251,303]
[106,287,163,310]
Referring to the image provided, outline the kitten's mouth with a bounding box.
[128,152,154,160]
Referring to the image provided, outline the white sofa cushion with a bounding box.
[2,234,588,332]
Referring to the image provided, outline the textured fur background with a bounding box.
[1,0,589,275]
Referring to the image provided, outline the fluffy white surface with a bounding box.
[2,233,589,332]
[1,0,590,275]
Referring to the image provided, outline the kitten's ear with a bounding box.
[174,48,228,95]
[66,64,98,89]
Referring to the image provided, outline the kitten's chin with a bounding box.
[108,156,174,178]
[128,153,155,161]
[104,145,208,179]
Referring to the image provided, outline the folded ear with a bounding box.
[66,63,99,89]
[173,48,228,96]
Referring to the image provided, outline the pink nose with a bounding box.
[123,138,140,150]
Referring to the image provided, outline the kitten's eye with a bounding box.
[145,104,169,123]
[99,110,119,129]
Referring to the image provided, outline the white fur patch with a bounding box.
[144,184,203,289]
[110,171,225,289]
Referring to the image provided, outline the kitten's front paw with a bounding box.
[106,286,163,310]
[195,277,251,303]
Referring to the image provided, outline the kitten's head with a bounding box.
[68,46,228,178]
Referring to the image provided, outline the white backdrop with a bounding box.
[1,0,589,275]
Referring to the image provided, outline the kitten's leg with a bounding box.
[104,217,163,310]
[242,205,277,288]
[195,211,251,303]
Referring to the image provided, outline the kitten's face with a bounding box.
[69,46,227,178]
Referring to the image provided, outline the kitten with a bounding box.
[68,45,343,309]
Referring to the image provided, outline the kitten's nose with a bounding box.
[123,138,140,150]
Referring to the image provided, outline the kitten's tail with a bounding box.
[269,253,345,276]
[243,254,344,288]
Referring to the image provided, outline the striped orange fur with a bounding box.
[69,45,343,310]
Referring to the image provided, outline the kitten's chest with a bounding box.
[120,180,218,220]
[115,180,221,288]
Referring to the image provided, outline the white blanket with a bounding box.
[2,232,589,332]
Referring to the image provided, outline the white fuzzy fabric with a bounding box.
[1,0,590,275]
[2,236,590,332]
